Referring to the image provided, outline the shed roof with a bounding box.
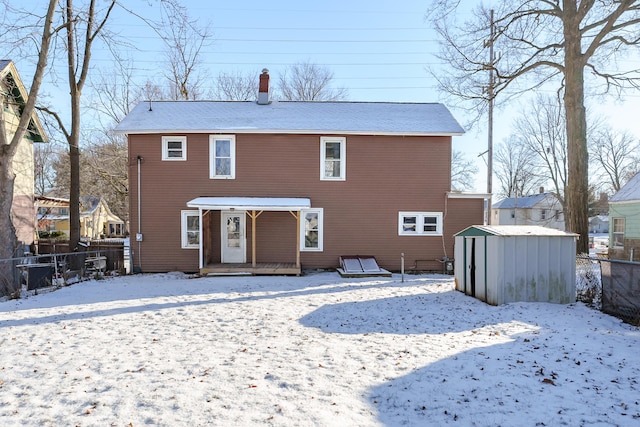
[609,172,640,203]
[114,101,465,136]
[456,225,578,237]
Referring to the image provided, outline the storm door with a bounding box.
[221,211,246,263]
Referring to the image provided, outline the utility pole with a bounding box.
[485,9,496,224]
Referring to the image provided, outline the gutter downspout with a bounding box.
[199,207,204,269]
[137,155,142,271]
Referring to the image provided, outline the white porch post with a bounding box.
[198,207,204,269]
[290,210,301,270]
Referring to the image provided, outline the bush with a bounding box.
[38,230,66,239]
[576,255,602,309]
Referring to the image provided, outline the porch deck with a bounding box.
[200,262,301,276]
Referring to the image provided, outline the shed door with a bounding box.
[469,238,477,296]
[221,211,246,263]
[465,236,483,298]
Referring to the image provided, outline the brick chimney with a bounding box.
[257,68,270,105]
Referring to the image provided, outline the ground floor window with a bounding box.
[181,210,200,249]
[612,217,625,248]
[300,208,323,251]
[398,212,443,236]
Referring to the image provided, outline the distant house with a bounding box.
[589,215,609,234]
[114,70,486,275]
[1,60,47,251]
[491,191,565,231]
[36,196,70,237]
[37,195,125,239]
[608,172,640,262]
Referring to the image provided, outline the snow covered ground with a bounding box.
[1,272,638,426]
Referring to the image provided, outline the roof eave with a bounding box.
[609,198,640,204]
[447,192,492,199]
[115,128,464,137]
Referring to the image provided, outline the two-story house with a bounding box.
[1,60,47,252]
[491,191,565,231]
[115,71,485,275]
[608,171,640,262]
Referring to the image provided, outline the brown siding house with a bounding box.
[115,71,485,275]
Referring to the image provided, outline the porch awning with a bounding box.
[187,197,311,211]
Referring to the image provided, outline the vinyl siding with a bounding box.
[128,132,483,272]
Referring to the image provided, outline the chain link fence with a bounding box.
[576,255,640,326]
[0,245,127,299]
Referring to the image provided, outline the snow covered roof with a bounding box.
[456,225,578,237]
[610,172,640,203]
[114,101,465,136]
[187,197,311,211]
[492,193,556,209]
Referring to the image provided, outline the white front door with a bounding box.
[221,211,246,263]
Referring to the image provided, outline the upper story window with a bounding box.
[541,209,547,220]
[320,136,346,181]
[613,217,625,248]
[162,136,187,160]
[398,212,443,236]
[210,135,236,179]
[300,208,324,251]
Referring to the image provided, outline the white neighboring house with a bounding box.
[491,192,565,231]
[589,215,609,233]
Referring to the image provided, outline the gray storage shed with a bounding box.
[454,225,577,305]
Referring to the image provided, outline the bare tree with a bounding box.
[88,55,138,126]
[159,2,212,100]
[589,127,640,194]
[494,136,547,198]
[115,1,213,101]
[277,62,348,101]
[429,1,640,253]
[36,0,117,263]
[34,142,59,196]
[450,150,479,191]
[0,0,57,295]
[50,132,128,226]
[513,95,568,209]
[213,70,258,101]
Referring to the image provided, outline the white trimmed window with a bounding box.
[300,208,323,251]
[398,212,443,236]
[210,135,236,179]
[613,218,625,248]
[181,210,200,249]
[320,136,346,181]
[162,136,187,160]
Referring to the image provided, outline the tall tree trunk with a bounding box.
[563,2,589,254]
[0,152,18,295]
[69,137,81,252]
[66,0,82,267]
